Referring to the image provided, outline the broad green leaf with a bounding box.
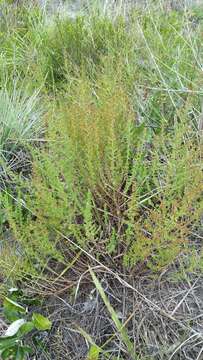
[89,268,138,360]
[19,322,34,336]
[32,313,52,331]
[4,319,26,337]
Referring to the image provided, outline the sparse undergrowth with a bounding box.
[0,1,202,359]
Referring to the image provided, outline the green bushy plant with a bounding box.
[2,66,202,276]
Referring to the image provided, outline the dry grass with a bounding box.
[26,252,203,360]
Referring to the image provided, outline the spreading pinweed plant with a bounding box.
[2,67,202,276]
[0,1,202,277]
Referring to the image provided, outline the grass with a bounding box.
[0,85,42,151]
[0,0,202,359]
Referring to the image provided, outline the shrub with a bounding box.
[2,67,202,276]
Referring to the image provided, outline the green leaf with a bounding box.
[19,322,34,336]
[15,346,27,360]
[76,325,102,359]
[3,297,26,323]
[1,346,17,359]
[1,345,29,360]
[0,336,18,351]
[3,309,21,322]
[3,298,26,314]
[32,313,52,331]
[87,345,100,360]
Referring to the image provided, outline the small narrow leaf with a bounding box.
[76,325,102,360]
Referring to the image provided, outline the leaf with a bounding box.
[87,345,100,360]
[4,319,26,337]
[15,346,27,360]
[76,325,102,359]
[3,309,21,322]
[1,345,30,360]
[1,346,17,359]
[3,298,26,314]
[89,268,138,360]
[0,336,18,351]
[19,322,34,336]
[32,313,52,331]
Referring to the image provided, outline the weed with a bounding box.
[2,67,202,275]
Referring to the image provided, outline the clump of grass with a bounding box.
[0,85,43,172]
[37,14,131,90]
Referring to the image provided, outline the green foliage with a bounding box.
[2,66,202,276]
[0,288,52,360]
[36,15,130,89]
[0,2,202,279]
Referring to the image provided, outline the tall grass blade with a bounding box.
[89,267,138,360]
